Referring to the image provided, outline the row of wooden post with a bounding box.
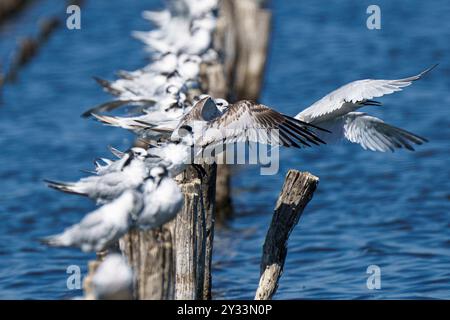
[84,0,321,300]
[91,0,274,300]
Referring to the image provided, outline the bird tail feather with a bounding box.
[44,179,86,196]
[108,145,125,158]
[91,114,123,127]
[40,234,63,247]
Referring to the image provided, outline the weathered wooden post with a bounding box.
[174,180,202,299]
[0,0,29,23]
[255,170,319,300]
[197,164,217,300]
[5,17,61,82]
[119,226,175,299]
[173,164,217,300]
[213,0,272,221]
[83,260,101,300]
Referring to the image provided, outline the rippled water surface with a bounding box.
[0,0,449,299]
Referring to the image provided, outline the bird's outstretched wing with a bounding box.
[297,65,437,123]
[93,76,122,96]
[198,100,329,149]
[316,112,428,152]
[81,99,157,118]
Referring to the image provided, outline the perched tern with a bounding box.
[90,147,149,176]
[91,254,134,300]
[45,148,150,204]
[186,0,219,19]
[91,106,185,140]
[177,53,202,80]
[142,9,171,28]
[136,166,184,230]
[144,126,195,177]
[82,90,183,119]
[42,190,142,252]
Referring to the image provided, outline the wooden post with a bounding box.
[255,170,319,300]
[217,0,271,101]
[228,0,272,101]
[198,164,217,300]
[0,0,29,23]
[212,0,272,222]
[174,164,217,300]
[119,226,175,300]
[5,17,61,82]
[83,260,101,300]
[174,179,202,299]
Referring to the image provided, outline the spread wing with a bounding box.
[297,65,437,122]
[197,100,329,149]
[316,112,428,152]
[82,99,157,118]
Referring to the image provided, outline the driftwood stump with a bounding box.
[255,170,319,300]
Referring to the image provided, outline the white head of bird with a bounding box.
[165,83,181,96]
[178,54,201,80]
[190,12,217,32]
[214,98,229,112]
[130,147,148,161]
[177,125,195,146]
[188,0,218,19]
[150,52,178,74]
[170,95,218,142]
[149,166,169,185]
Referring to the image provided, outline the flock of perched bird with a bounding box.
[42,0,434,299]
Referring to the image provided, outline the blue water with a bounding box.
[0,0,449,299]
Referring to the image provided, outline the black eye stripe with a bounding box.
[179,125,193,133]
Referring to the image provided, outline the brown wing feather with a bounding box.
[202,100,328,148]
[177,96,211,125]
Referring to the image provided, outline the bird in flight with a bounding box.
[295,65,437,152]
